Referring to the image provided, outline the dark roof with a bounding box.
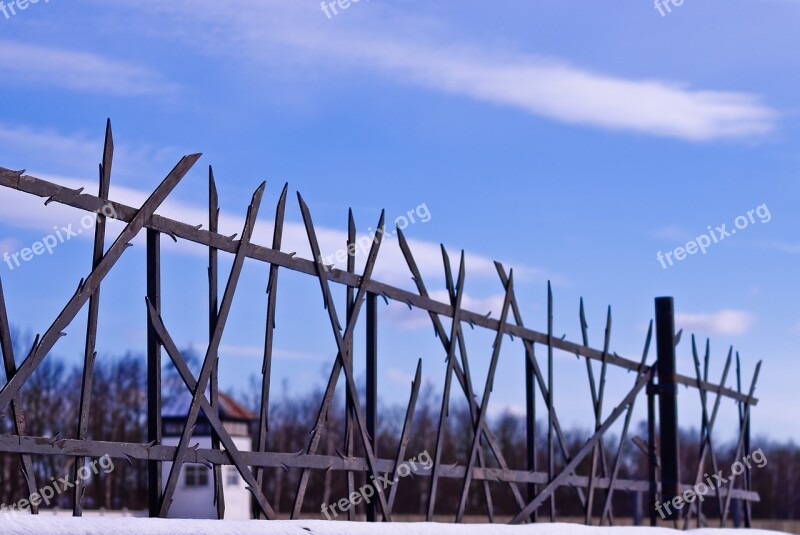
[161,391,256,421]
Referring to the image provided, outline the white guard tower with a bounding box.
[161,392,255,519]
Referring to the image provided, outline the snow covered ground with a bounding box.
[0,517,791,535]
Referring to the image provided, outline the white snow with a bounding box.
[0,516,790,535]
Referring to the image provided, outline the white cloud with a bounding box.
[769,240,800,254]
[218,345,329,362]
[0,239,17,256]
[676,309,754,336]
[0,169,544,289]
[101,0,777,141]
[0,122,182,181]
[0,39,177,97]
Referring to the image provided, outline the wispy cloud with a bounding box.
[0,168,544,288]
[101,0,777,141]
[676,309,754,336]
[0,122,183,182]
[0,39,177,97]
[0,239,18,256]
[768,240,800,254]
[218,345,329,362]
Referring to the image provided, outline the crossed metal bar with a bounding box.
[682,339,731,528]
[0,154,200,412]
[454,271,515,522]
[495,265,588,510]
[427,248,467,521]
[0,277,38,514]
[208,168,225,519]
[291,195,392,519]
[72,119,113,516]
[146,299,279,518]
[510,363,656,523]
[721,360,762,526]
[386,358,423,514]
[599,321,653,525]
[397,232,526,517]
[156,182,271,518]
[254,183,288,518]
[582,302,611,524]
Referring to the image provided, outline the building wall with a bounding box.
[160,435,252,520]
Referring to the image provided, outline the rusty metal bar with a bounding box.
[682,339,730,528]
[510,365,656,524]
[158,182,265,518]
[585,305,611,525]
[721,360,762,526]
[647,371,658,527]
[0,155,200,412]
[427,248,466,521]
[73,118,112,516]
[0,277,38,514]
[0,168,755,405]
[294,194,392,520]
[345,209,357,521]
[208,167,225,520]
[495,264,587,510]
[525,339,537,523]
[366,290,378,522]
[0,431,762,502]
[399,235,524,515]
[455,272,514,522]
[737,352,753,528]
[290,205,386,518]
[547,281,555,522]
[600,320,652,525]
[441,245,495,521]
[254,183,288,518]
[386,358,422,513]
[145,299,278,519]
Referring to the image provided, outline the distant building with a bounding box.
[161,392,255,520]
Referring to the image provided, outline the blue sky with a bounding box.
[0,0,798,444]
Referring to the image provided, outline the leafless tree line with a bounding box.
[0,334,797,519]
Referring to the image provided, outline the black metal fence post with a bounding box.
[366,292,378,522]
[655,297,680,508]
[647,372,658,526]
[525,343,537,522]
[147,229,162,518]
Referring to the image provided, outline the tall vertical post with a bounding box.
[647,372,657,526]
[547,282,555,522]
[208,169,225,519]
[366,291,378,521]
[655,297,679,506]
[146,229,162,518]
[525,343,537,522]
[345,211,356,521]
